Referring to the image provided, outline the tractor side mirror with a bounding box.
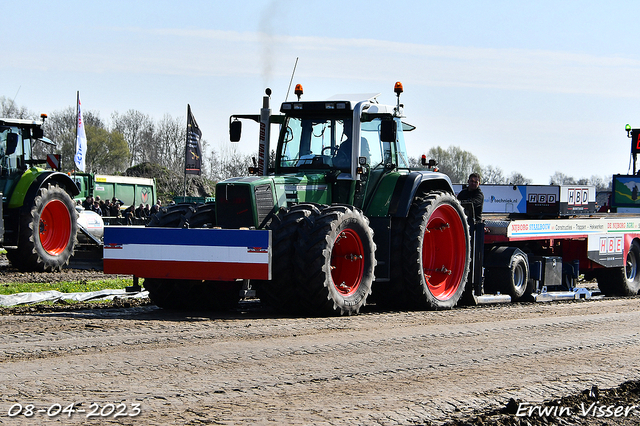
[380,120,397,143]
[230,120,242,142]
[6,133,18,155]
[32,127,44,139]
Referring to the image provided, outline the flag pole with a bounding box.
[183,105,189,197]
[75,91,79,180]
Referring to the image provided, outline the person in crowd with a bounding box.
[135,203,147,219]
[457,172,483,223]
[99,199,108,217]
[103,199,111,216]
[110,197,121,217]
[82,196,94,210]
[150,200,161,216]
[123,205,135,225]
[92,200,102,216]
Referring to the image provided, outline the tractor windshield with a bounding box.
[278,117,352,171]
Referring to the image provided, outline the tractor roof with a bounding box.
[325,93,381,104]
[0,118,44,128]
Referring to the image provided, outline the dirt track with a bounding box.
[1,293,639,425]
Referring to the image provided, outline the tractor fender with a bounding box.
[9,169,80,212]
[388,171,455,217]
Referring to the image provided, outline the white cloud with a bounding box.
[10,25,640,101]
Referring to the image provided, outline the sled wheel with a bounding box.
[144,278,242,311]
[13,184,78,271]
[295,205,376,315]
[144,202,240,311]
[143,278,179,309]
[402,191,470,309]
[485,252,529,300]
[598,240,640,296]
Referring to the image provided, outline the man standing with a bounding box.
[457,172,483,223]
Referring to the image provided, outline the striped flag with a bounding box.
[74,92,87,172]
[185,104,202,175]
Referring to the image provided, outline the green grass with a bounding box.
[0,278,134,295]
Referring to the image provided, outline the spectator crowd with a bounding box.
[80,195,161,223]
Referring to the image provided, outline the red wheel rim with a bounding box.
[422,204,466,301]
[330,228,365,296]
[39,199,71,255]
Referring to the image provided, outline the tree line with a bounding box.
[1,96,612,191]
[425,145,612,190]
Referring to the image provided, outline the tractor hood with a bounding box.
[215,172,333,229]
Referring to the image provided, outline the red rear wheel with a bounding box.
[39,199,72,255]
[402,191,470,310]
[10,183,78,272]
[421,203,468,301]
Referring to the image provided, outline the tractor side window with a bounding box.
[361,120,383,167]
[0,128,6,157]
[395,118,410,169]
[0,126,23,173]
[279,118,303,167]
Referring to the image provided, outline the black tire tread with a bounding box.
[400,191,470,310]
[293,205,376,316]
[13,183,78,271]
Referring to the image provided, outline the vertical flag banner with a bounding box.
[75,92,87,172]
[185,104,202,175]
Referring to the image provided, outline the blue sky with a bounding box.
[3,0,640,184]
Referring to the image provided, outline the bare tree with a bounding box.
[549,171,576,185]
[481,165,508,184]
[426,146,481,183]
[509,172,533,185]
[111,110,154,167]
[154,114,186,174]
[0,96,32,119]
[207,144,254,182]
[590,175,612,191]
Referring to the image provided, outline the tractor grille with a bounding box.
[255,184,274,226]
[217,185,254,228]
[216,183,274,229]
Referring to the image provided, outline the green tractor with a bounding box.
[0,115,79,271]
[140,82,471,315]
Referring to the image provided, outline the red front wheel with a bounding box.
[295,205,376,316]
[402,191,470,309]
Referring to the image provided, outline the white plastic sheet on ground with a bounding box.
[0,289,149,307]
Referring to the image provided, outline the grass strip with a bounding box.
[0,278,134,295]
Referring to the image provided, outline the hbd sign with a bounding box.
[567,188,589,206]
[528,193,557,203]
[599,236,623,254]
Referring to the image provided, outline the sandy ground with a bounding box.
[0,284,639,425]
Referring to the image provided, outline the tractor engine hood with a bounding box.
[215,173,332,229]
